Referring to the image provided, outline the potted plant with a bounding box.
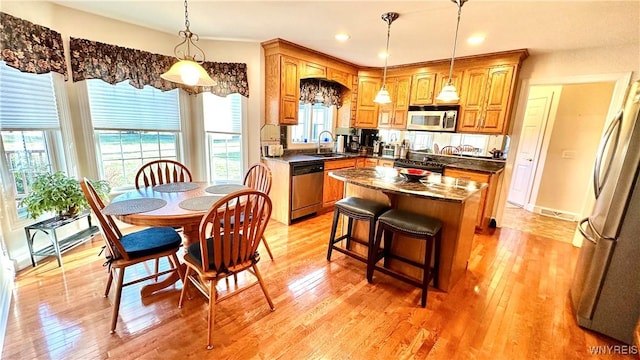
[19,172,110,219]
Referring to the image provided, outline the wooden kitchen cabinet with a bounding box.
[300,61,326,78]
[327,67,351,89]
[378,75,411,129]
[355,76,381,128]
[435,69,464,104]
[264,54,300,125]
[355,157,394,168]
[409,72,437,105]
[444,167,501,232]
[323,158,357,208]
[458,65,515,134]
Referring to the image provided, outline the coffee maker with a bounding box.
[358,129,379,148]
[347,134,360,152]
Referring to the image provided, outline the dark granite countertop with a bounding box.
[329,167,486,203]
[262,150,505,174]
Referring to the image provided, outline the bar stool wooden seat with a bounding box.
[367,209,442,307]
[327,197,389,267]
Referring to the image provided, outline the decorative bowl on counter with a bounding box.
[399,168,431,181]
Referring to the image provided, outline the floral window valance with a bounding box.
[69,37,249,97]
[300,78,344,108]
[0,12,68,79]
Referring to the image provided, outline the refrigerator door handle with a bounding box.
[578,218,597,244]
[593,110,623,198]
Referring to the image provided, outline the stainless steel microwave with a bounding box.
[406,105,459,132]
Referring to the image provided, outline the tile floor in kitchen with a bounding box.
[501,202,578,243]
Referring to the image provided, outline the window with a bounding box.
[0,63,65,220]
[85,80,181,188]
[203,93,244,183]
[290,103,334,144]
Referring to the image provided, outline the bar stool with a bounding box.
[367,209,442,307]
[327,197,389,267]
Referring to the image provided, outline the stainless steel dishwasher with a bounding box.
[291,162,324,221]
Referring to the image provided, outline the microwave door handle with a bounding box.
[593,110,622,198]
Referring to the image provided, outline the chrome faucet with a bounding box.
[317,130,334,154]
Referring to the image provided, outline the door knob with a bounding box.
[526,158,533,162]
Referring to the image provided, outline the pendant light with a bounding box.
[161,0,215,87]
[373,12,399,104]
[436,0,468,102]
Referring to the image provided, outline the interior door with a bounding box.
[508,93,554,206]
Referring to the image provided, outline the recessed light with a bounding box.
[335,33,350,42]
[467,35,485,45]
[378,51,389,59]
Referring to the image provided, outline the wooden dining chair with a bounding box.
[439,145,459,155]
[80,179,183,334]
[134,159,192,189]
[178,189,274,349]
[135,159,191,277]
[243,163,274,260]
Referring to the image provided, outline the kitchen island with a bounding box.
[329,167,485,292]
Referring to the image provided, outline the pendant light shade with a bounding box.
[436,0,468,102]
[161,0,215,87]
[374,12,399,105]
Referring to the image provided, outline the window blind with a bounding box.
[86,80,181,131]
[0,62,60,130]
[203,93,242,133]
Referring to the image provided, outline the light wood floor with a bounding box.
[4,212,633,359]
[501,204,578,244]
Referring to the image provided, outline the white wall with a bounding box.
[0,1,263,268]
[535,82,615,214]
[496,42,639,226]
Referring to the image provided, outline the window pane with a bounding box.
[291,103,333,144]
[96,130,178,187]
[1,130,54,218]
[207,133,242,183]
[203,93,244,183]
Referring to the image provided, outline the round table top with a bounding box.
[111,182,234,228]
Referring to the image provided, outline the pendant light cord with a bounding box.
[446,1,464,85]
[381,21,391,86]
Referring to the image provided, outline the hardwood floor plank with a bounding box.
[3,213,634,359]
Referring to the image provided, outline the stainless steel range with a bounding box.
[393,158,445,174]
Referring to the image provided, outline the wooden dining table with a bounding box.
[111,182,247,246]
[107,181,247,296]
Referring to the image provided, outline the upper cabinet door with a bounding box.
[280,56,300,125]
[327,68,352,89]
[458,65,515,134]
[393,76,411,128]
[409,72,436,105]
[355,76,381,128]
[300,61,327,79]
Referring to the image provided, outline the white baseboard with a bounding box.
[532,205,579,222]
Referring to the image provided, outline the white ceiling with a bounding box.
[49,0,639,67]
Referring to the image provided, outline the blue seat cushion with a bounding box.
[120,227,182,259]
[186,236,259,272]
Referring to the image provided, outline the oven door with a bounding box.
[407,111,444,131]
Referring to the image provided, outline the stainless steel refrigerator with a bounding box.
[571,80,640,345]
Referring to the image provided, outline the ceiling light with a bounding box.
[436,0,468,103]
[161,0,215,87]
[335,33,350,42]
[373,12,399,105]
[378,51,389,59]
[467,34,485,45]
